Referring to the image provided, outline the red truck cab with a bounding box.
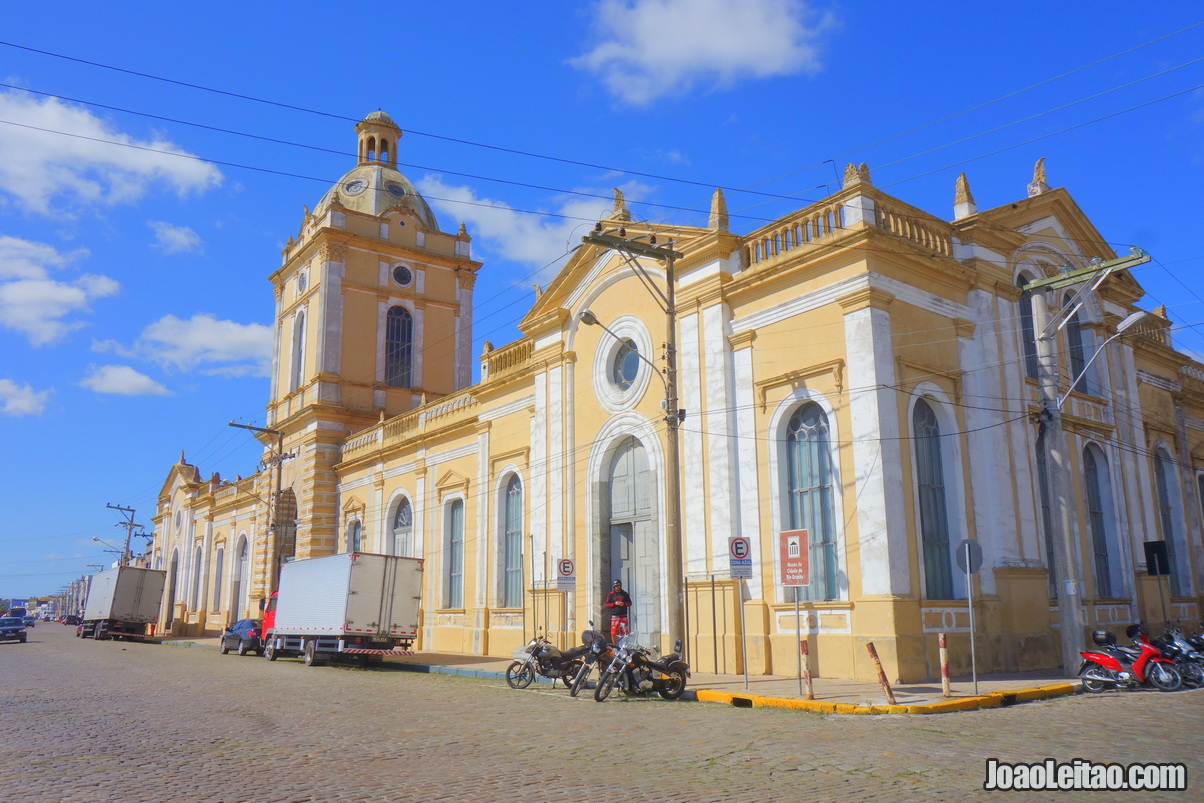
[262,592,278,637]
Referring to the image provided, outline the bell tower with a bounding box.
[263,110,481,557]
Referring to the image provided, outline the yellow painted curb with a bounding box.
[695,690,735,704]
[691,683,1082,715]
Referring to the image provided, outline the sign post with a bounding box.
[728,537,752,690]
[779,530,810,696]
[956,539,983,694]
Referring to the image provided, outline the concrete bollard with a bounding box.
[939,632,950,697]
[865,642,897,705]
[800,640,814,700]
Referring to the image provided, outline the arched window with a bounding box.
[1065,307,1089,395]
[913,399,954,599]
[503,476,523,608]
[391,498,413,557]
[346,520,362,554]
[1017,274,1039,379]
[1035,430,1057,597]
[212,548,224,610]
[232,536,249,617]
[386,306,414,388]
[1153,448,1188,596]
[785,403,838,601]
[290,311,306,393]
[445,499,464,608]
[1083,446,1117,598]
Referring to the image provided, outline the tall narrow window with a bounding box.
[386,306,414,388]
[1153,449,1186,596]
[1083,447,1113,598]
[1065,308,1089,395]
[446,499,464,608]
[1036,430,1057,597]
[346,520,362,553]
[212,548,224,610]
[392,498,413,557]
[503,476,523,608]
[913,399,954,599]
[290,311,306,393]
[191,546,203,610]
[785,403,838,601]
[1017,275,1039,380]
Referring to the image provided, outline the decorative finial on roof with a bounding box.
[709,188,729,231]
[842,163,872,189]
[954,172,977,219]
[457,222,468,237]
[532,283,543,299]
[179,450,187,464]
[481,340,494,354]
[1154,304,1167,319]
[1027,157,1050,197]
[610,187,631,221]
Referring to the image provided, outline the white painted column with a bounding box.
[475,425,490,609]
[318,257,344,374]
[701,303,737,578]
[530,373,548,585]
[840,288,910,596]
[998,294,1041,562]
[731,333,763,599]
[678,311,706,575]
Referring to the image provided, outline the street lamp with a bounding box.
[1058,310,1152,407]
[580,229,686,652]
[1026,248,1151,676]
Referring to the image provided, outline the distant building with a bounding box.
[149,112,1203,682]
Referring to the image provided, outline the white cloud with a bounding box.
[572,0,830,105]
[149,221,203,254]
[79,364,171,396]
[0,378,52,415]
[95,313,272,377]
[417,176,654,282]
[0,90,223,215]
[0,236,119,345]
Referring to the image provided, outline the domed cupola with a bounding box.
[314,110,441,231]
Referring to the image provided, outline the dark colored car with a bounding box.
[219,619,263,656]
[23,616,35,628]
[0,617,27,643]
[63,615,81,626]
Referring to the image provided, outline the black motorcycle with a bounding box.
[1150,627,1204,688]
[593,634,689,702]
[569,624,612,698]
[506,631,587,689]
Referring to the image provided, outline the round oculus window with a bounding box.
[392,265,413,286]
[610,339,640,391]
[343,178,367,195]
[385,181,407,199]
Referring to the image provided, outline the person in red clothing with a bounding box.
[605,579,632,642]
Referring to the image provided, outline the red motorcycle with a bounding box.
[1078,625,1181,693]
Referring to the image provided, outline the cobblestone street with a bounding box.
[1,625,1200,802]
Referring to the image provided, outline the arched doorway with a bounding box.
[605,436,659,644]
[167,549,179,631]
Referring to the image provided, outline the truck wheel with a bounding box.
[303,640,322,667]
[264,642,277,662]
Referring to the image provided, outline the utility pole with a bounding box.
[1024,248,1150,676]
[581,230,687,651]
[229,422,289,595]
[105,504,141,567]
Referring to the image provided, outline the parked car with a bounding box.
[219,619,263,656]
[23,616,35,628]
[0,617,27,643]
[63,615,80,626]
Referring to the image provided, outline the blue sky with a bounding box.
[2,2,1202,599]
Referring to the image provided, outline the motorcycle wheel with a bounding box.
[561,660,584,690]
[1177,661,1204,689]
[1147,662,1182,692]
[658,668,688,700]
[1078,667,1110,694]
[569,663,591,698]
[506,661,535,689]
[594,670,617,702]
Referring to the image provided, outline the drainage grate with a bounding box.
[731,697,754,708]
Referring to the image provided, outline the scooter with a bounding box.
[506,629,587,689]
[1078,625,1181,693]
[593,634,690,702]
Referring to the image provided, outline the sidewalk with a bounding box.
[166,635,1079,715]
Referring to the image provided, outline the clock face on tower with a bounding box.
[343,178,367,195]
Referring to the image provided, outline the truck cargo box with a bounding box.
[83,566,166,624]
[273,553,422,640]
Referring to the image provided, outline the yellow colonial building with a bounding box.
[150,112,1204,682]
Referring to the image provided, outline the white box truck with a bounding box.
[80,566,167,642]
[263,552,423,667]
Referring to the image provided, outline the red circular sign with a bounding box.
[558,559,575,577]
[729,537,749,560]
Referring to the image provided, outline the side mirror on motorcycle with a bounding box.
[674,639,682,655]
